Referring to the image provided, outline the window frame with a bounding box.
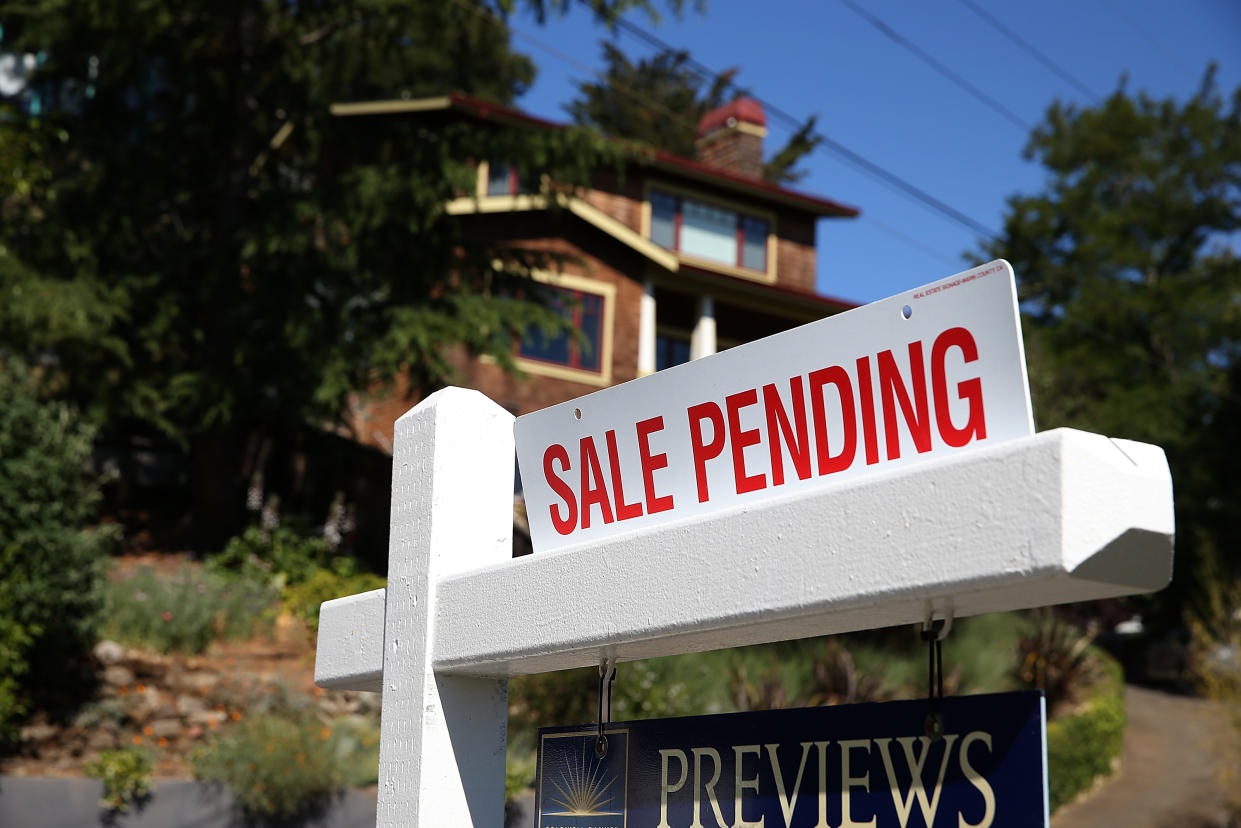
[641,181,778,283]
[513,271,616,387]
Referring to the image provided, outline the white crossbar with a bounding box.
[318,426,1172,689]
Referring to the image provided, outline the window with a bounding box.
[648,189,770,273]
[485,162,532,197]
[656,333,691,371]
[519,286,605,373]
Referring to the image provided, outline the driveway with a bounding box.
[1052,685,1238,828]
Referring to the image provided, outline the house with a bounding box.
[333,93,860,452]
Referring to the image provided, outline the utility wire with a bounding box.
[601,7,1001,241]
[954,0,1101,103]
[1098,0,1196,79]
[837,0,1033,132]
[861,215,961,268]
[539,4,1239,408]
[454,0,992,259]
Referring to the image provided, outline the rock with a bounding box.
[316,695,353,717]
[128,701,154,725]
[176,695,206,716]
[189,710,227,727]
[89,730,119,750]
[92,640,125,665]
[103,665,135,687]
[149,718,182,739]
[19,723,58,744]
[179,671,218,692]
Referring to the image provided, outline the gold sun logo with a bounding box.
[546,744,620,816]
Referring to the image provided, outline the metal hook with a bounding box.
[922,599,954,641]
[920,602,953,741]
[596,657,616,758]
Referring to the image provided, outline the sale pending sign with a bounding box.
[515,260,1033,554]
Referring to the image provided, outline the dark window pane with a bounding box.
[656,334,691,371]
[518,286,605,373]
[520,323,571,366]
[650,191,678,249]
[487,162,512,196]
[577,292,603,371]
[742,216,768,271]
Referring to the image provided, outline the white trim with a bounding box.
[329,97,452,116]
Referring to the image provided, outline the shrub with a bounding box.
[0,357,118,737]
[102,564,277,654]
[328,715,381,788]
[85,747,154,812]
[0,617,34,744]
[1045,648,1126,812]
[213,522,333,588]
[284,568,386,633]
[1014,608,1099,715]
[192,712,342,820]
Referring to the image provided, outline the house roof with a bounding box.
[330,93,861,219]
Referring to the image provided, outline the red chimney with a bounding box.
[695,98,767,179]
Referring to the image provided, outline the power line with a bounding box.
[605,10,1000,240]
[474,2,1240,407]
[861,215,961,268]
[836,0,1033,132]
[454,0,998,253]
[954,0,1101,103]
[1098,0,1196,80]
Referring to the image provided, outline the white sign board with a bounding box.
[515,260,1034,554]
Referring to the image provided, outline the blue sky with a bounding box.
[506,0,1241,304]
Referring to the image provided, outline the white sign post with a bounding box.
[315,263,1175,827]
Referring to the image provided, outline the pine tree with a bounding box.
[566,41,822,184]
[980,69,1241,622]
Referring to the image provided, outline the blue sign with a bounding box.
[536,691,1046,828]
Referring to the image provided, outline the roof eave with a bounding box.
[331,94,860,219]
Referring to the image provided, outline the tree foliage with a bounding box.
[566,41,822,184]
[980,69,1241,621]
[0,0,655,543]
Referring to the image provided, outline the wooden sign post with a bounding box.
[315,264,1175,827]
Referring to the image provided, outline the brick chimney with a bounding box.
[695,98,767,179]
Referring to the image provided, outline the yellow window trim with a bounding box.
[511,270,617,388]
[640,180,778,284]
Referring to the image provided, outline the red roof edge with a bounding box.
[442,93,859,219]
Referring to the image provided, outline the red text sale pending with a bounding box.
[515,260,1034,554]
